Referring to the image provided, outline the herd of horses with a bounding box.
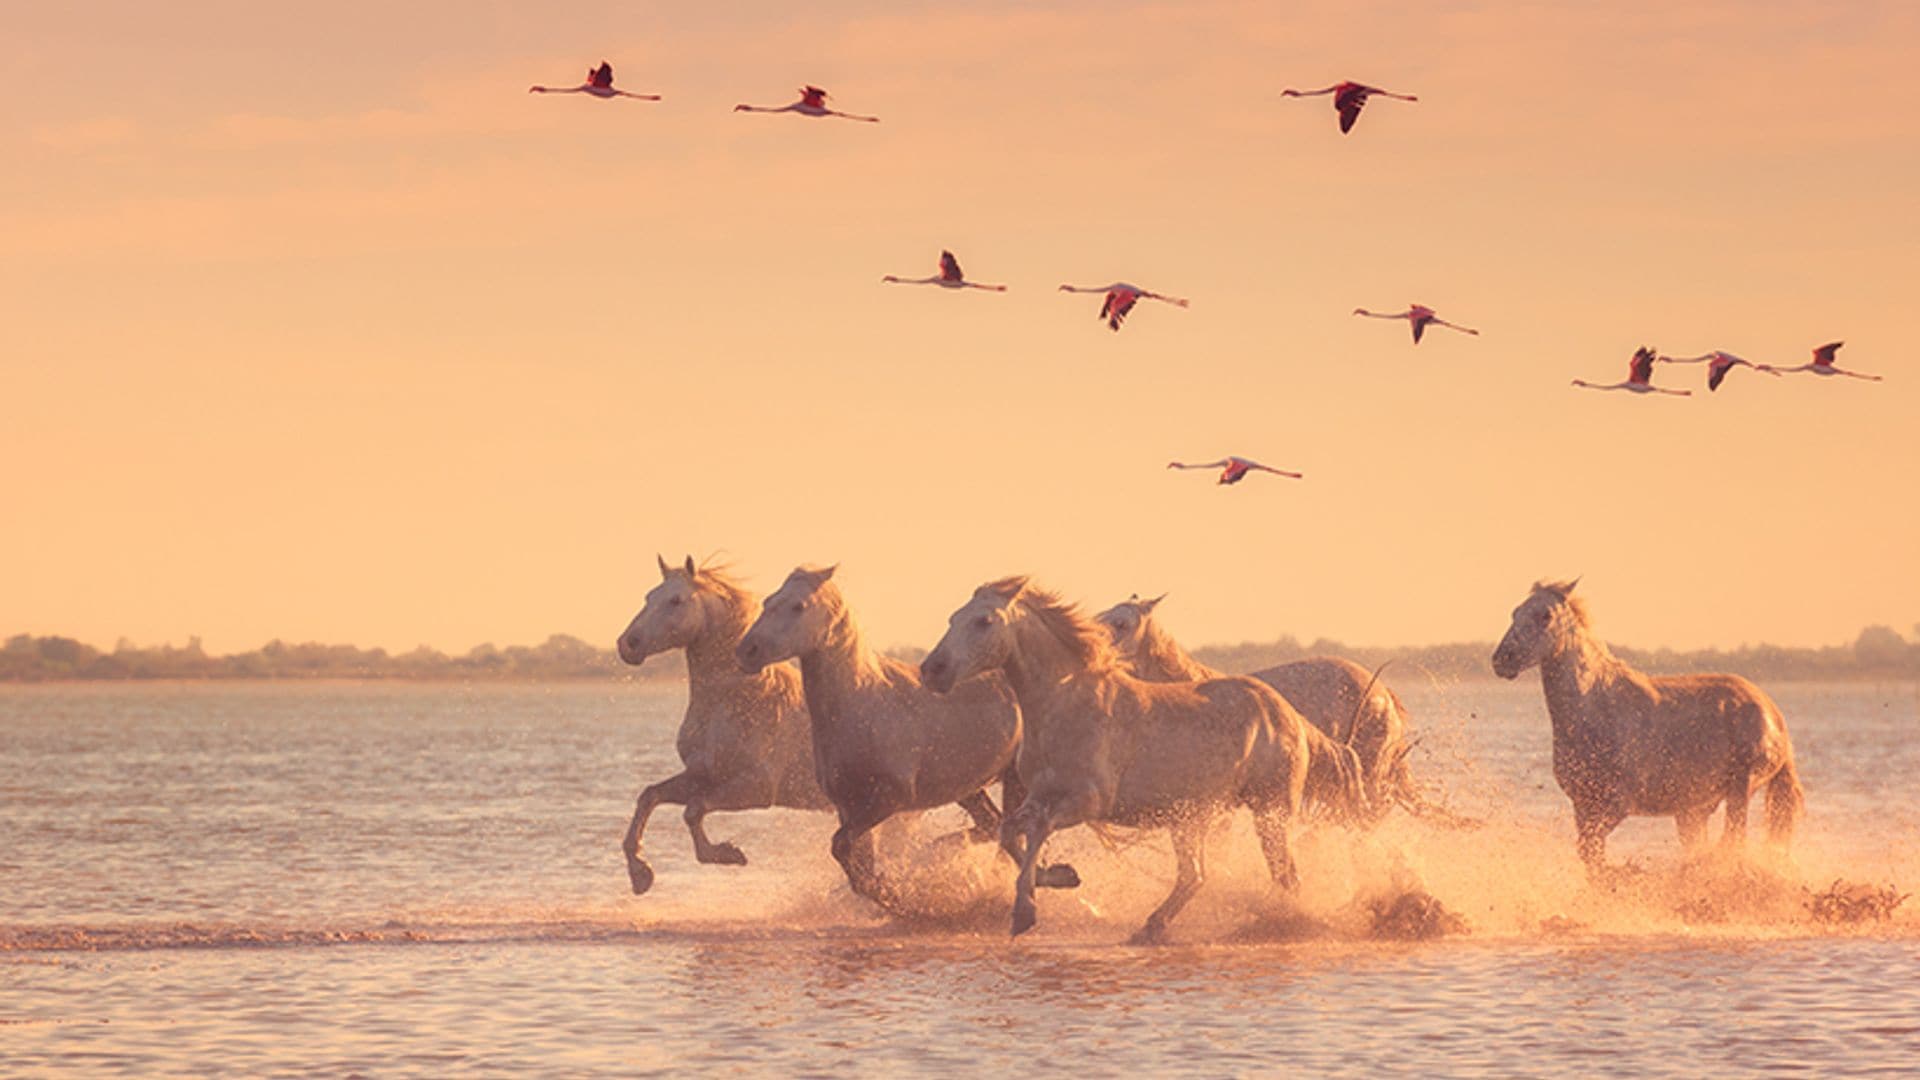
[616,559,1804,943]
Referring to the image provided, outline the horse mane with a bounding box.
[1005,581,1119,673]
[691,564,756,615]
[1136,617,1216,680]
[1530,579,1593,629]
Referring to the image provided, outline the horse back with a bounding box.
[1648,671,1792,762]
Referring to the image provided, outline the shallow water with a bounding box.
[3,679,1917,1075]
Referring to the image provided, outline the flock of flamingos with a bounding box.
[533,62,1883,487]
[543,57,1824,941]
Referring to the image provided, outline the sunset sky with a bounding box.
[5,1,1918,656]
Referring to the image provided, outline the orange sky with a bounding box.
[5,1,1918,656]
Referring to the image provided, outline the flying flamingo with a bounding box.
[1573,347,1691,396]
[529,62,660,101]
[734,86,878,122]
[1655,349,1781,392]
[1281,81,1418,134]
[1353,304,1478,344]
[1167,456,1303,485]
[882,250,1005,291]
[1759,342,1883,381]
[1058,283,1189,332]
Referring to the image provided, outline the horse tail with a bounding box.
[1303,727,1369,825]
[1765,756,1805,847]
[1343,660,1392,747]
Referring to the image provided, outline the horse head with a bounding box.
[1491,578,1582,678]
[1093,592,1166,660]
[618,555,710,665]
[922,577,1027,693]
[736,564,840,674]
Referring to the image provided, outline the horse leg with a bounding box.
[1720,775,1752,851]
[622,771,698,895]
[684,796,747,866]
[1007,800,1057,937]
[1573,802,1624,874]
[995,768,1080,890]
[957,788,1002,844]
[1253,805,1301,893]
[829,802,898,909]
[1675,806,1711,852]
[1131,818,1208,945]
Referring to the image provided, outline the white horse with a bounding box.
[923,578,1317,943]
[615,557,827,894]
[1491,579,1804,870]
[735,565,1077,911]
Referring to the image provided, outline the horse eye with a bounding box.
[974,615,992,629]
[669,596,685,606]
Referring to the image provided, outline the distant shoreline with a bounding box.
[4,628,1916,685]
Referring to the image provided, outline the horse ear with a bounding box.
[1567,576,1582,593]
[683,555,697,577]
[818,564,838,582]
[657,554,670,578]
[1141,592,1167,613]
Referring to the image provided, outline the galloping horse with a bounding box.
[1491,579,1804,870]
[922,577,1323,943]
[615,557,829,894]
[735,566,1077,910]
[1095,594,1408,824]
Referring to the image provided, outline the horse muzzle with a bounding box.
[616,635,652,667]
[920,654,955,694]
[734,638,769,675]
[1490,649,1521,680]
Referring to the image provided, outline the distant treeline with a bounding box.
[0,633,668,683]
[1188,623,1920,683]
[3,625,1918,684]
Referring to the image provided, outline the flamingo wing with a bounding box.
[801,86,828,107]
[591,62,614,88]
[1812,341,1843,366]
[1108,290,1139,330]
[1220,461,1250,483]
[1411,314,1430,343]
[1629,349,1655,384]
[939,250,963,282]
[1334,84,1369,133]
[1707,357,1733,392]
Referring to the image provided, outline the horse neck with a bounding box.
[1135,620,1217,681]
[683,590,760,699]
[795,596,882,720]
[1537,620,1628,732]
[1002,613,1099,720]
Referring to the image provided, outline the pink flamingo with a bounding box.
[1759,342,1882,381]
[529,62,660,101]
[1058,282,1189,332]
[734,86,878,122]
[1167,456,1303,485]
[1353,304,1478,344]
[882,251,1006,291]
[1573,347,1690,395]
[1656,349,1781,392]
[1282,81,1418,134]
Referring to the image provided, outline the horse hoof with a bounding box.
[1036,863,1081,890]
[1011,903,1038,938]
[626,856,656,896]
[1127,924,1167,946]
[702,842,748,866]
